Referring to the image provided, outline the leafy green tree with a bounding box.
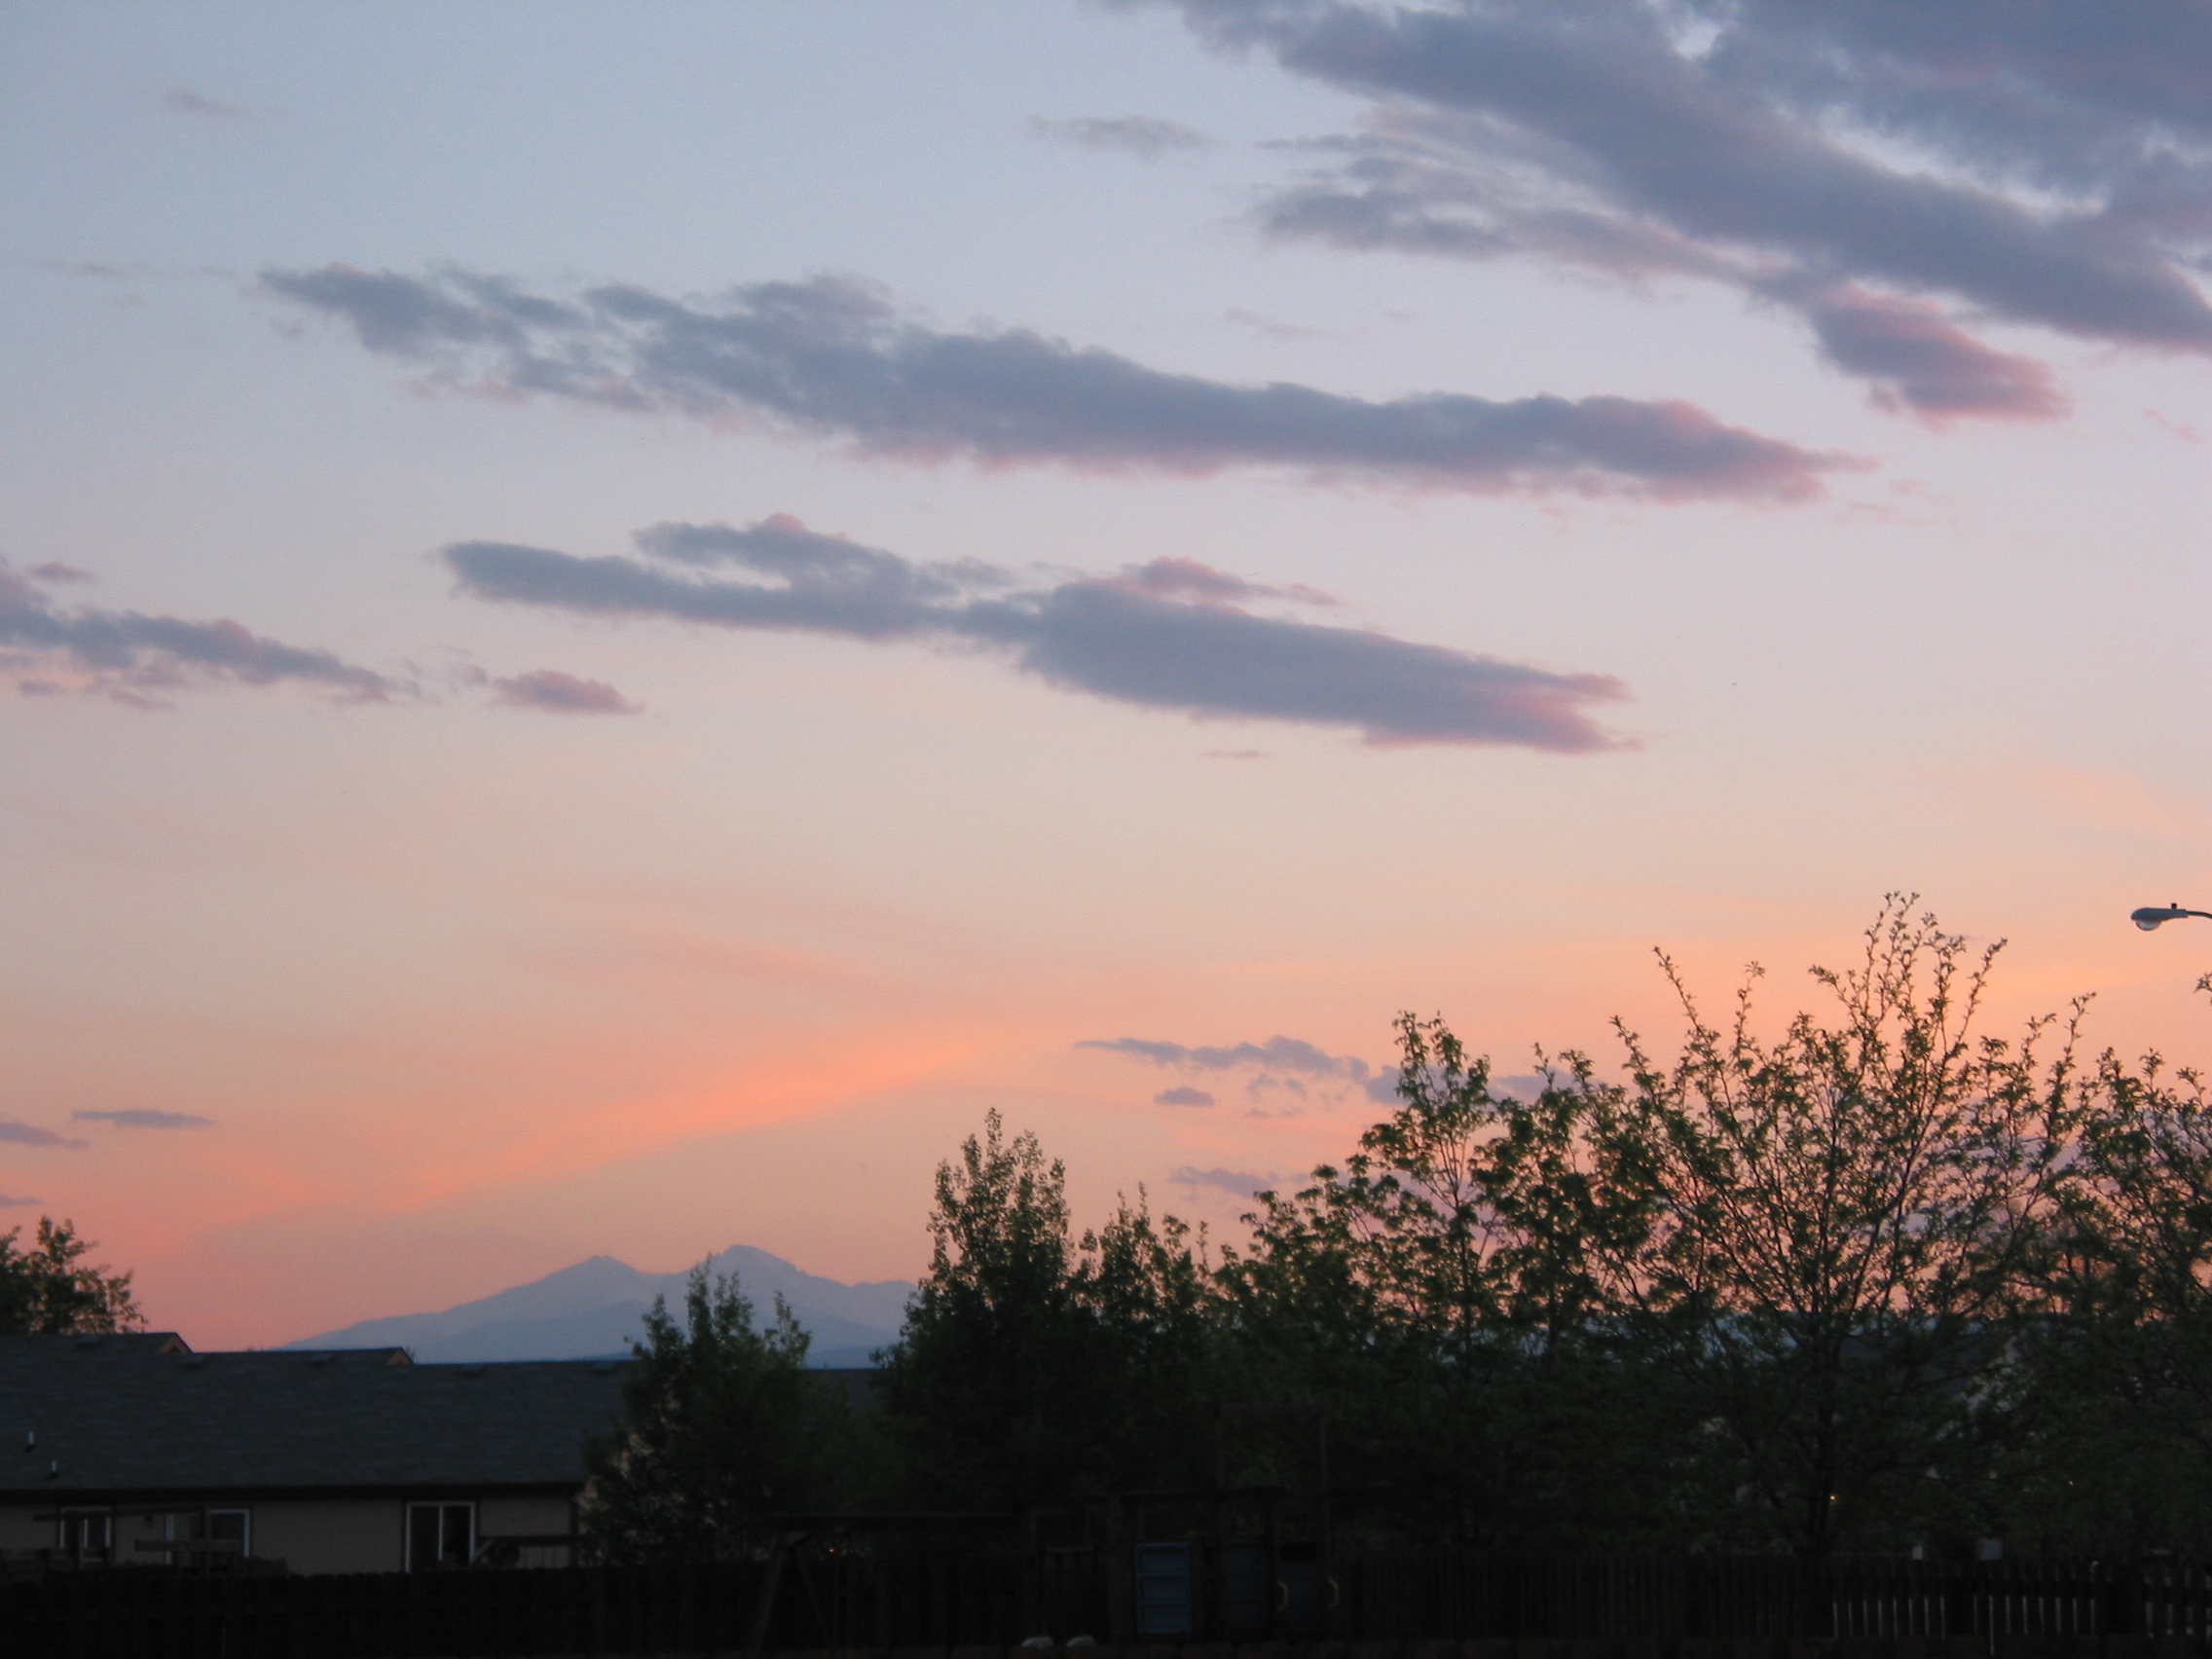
[877,1111,1083,1510]
[580,1267,847,1563]
[1076,1191,1217,1491]
[1224,901,2096,1558]
[1589,900,2082,1557]
[0,1218,142,1336]
[1217,1018,1681,1546]
[876,1110,1213,1509]
[2008,1043,2212,1553]
[877,901,2212,1558]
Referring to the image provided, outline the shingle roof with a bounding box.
[0,1335,630,1499]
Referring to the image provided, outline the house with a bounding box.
[0,1333,628,1574]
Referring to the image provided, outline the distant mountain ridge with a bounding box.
[284,1245,912,1367]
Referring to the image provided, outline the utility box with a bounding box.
[1133,1541,1195,1637]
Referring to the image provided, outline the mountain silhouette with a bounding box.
[283,1244,911,1366]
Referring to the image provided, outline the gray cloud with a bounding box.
[1224,307,1341,342]
[1155,1086,1218,1106]
[73,1109,215,1129]
[1083,1033,1379,1078]
[160,87,249,120]
[0,1123,88,1151]
[444,516,1631,750]
[1692,0,2212,191]
[1086,1030,1407,1103]
[1092,1033,1402,1103]
[1028,114,1220,158]
[1170,1165,1280,1197]
[0,562,403,708]
[1790,284,2070,424]
[0,1196,37,1208]
[1181,0,2212,422]
[491,669,643,716]
[1116,555,1337,608]
[41,259,235,286]
[262,264,1847,501]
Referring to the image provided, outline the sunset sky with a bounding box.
[9,0,2212,1349]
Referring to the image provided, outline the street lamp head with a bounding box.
[2134,904,2191,931]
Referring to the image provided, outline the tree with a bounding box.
[1216,1017,1681,1546]
[2008,1041,2212,1553]
[1591,899,2081,1557]
[875,1110,1214,1509]
[1220,900,2094,1558]
[0,1218,142,1336]
[579,1267,847,1564]
[1075,1191,1217,1490]
[874,901,2212,1556]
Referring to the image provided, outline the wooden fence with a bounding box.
[1337,1557,2212,1643]
[8,1553,2212,1658]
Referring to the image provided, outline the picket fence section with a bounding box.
[1338,1557,2212,1643]
[8,1553,2212,1658]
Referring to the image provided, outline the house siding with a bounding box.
[0,1491,580,1574]
[258,1497,407,1574]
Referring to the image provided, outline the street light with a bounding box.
[2132,903,2212,931]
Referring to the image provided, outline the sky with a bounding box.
[8,0,2212,1348]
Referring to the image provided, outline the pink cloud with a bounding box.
[1803,287,2070,424]
[490,669,643,716]
[1112,557,1338,608]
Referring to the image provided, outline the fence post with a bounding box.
[2104,1562,2139,1640]
[746,1534,791,1653]
[1795,1557,1828,1642]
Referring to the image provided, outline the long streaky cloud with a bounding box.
[1157,1087,1217,1106]
[1083,1032,1402,1102]
[0,563,403,707]
[491,669,643,716]
[443,515,1632,751]
[73,1108,215,1129]
[261,264,1846,501]
[0,1122,88,1151]
[1170,1165,1281,1197]
[1081,1033,1378,1078]
[161,87,250,121]
[1028,114,1219,158]
[1190,0,2212,423]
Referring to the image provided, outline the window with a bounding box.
[407,1501,474,1571]
[207,1509,249,1554]
[55,1510,111,1564]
